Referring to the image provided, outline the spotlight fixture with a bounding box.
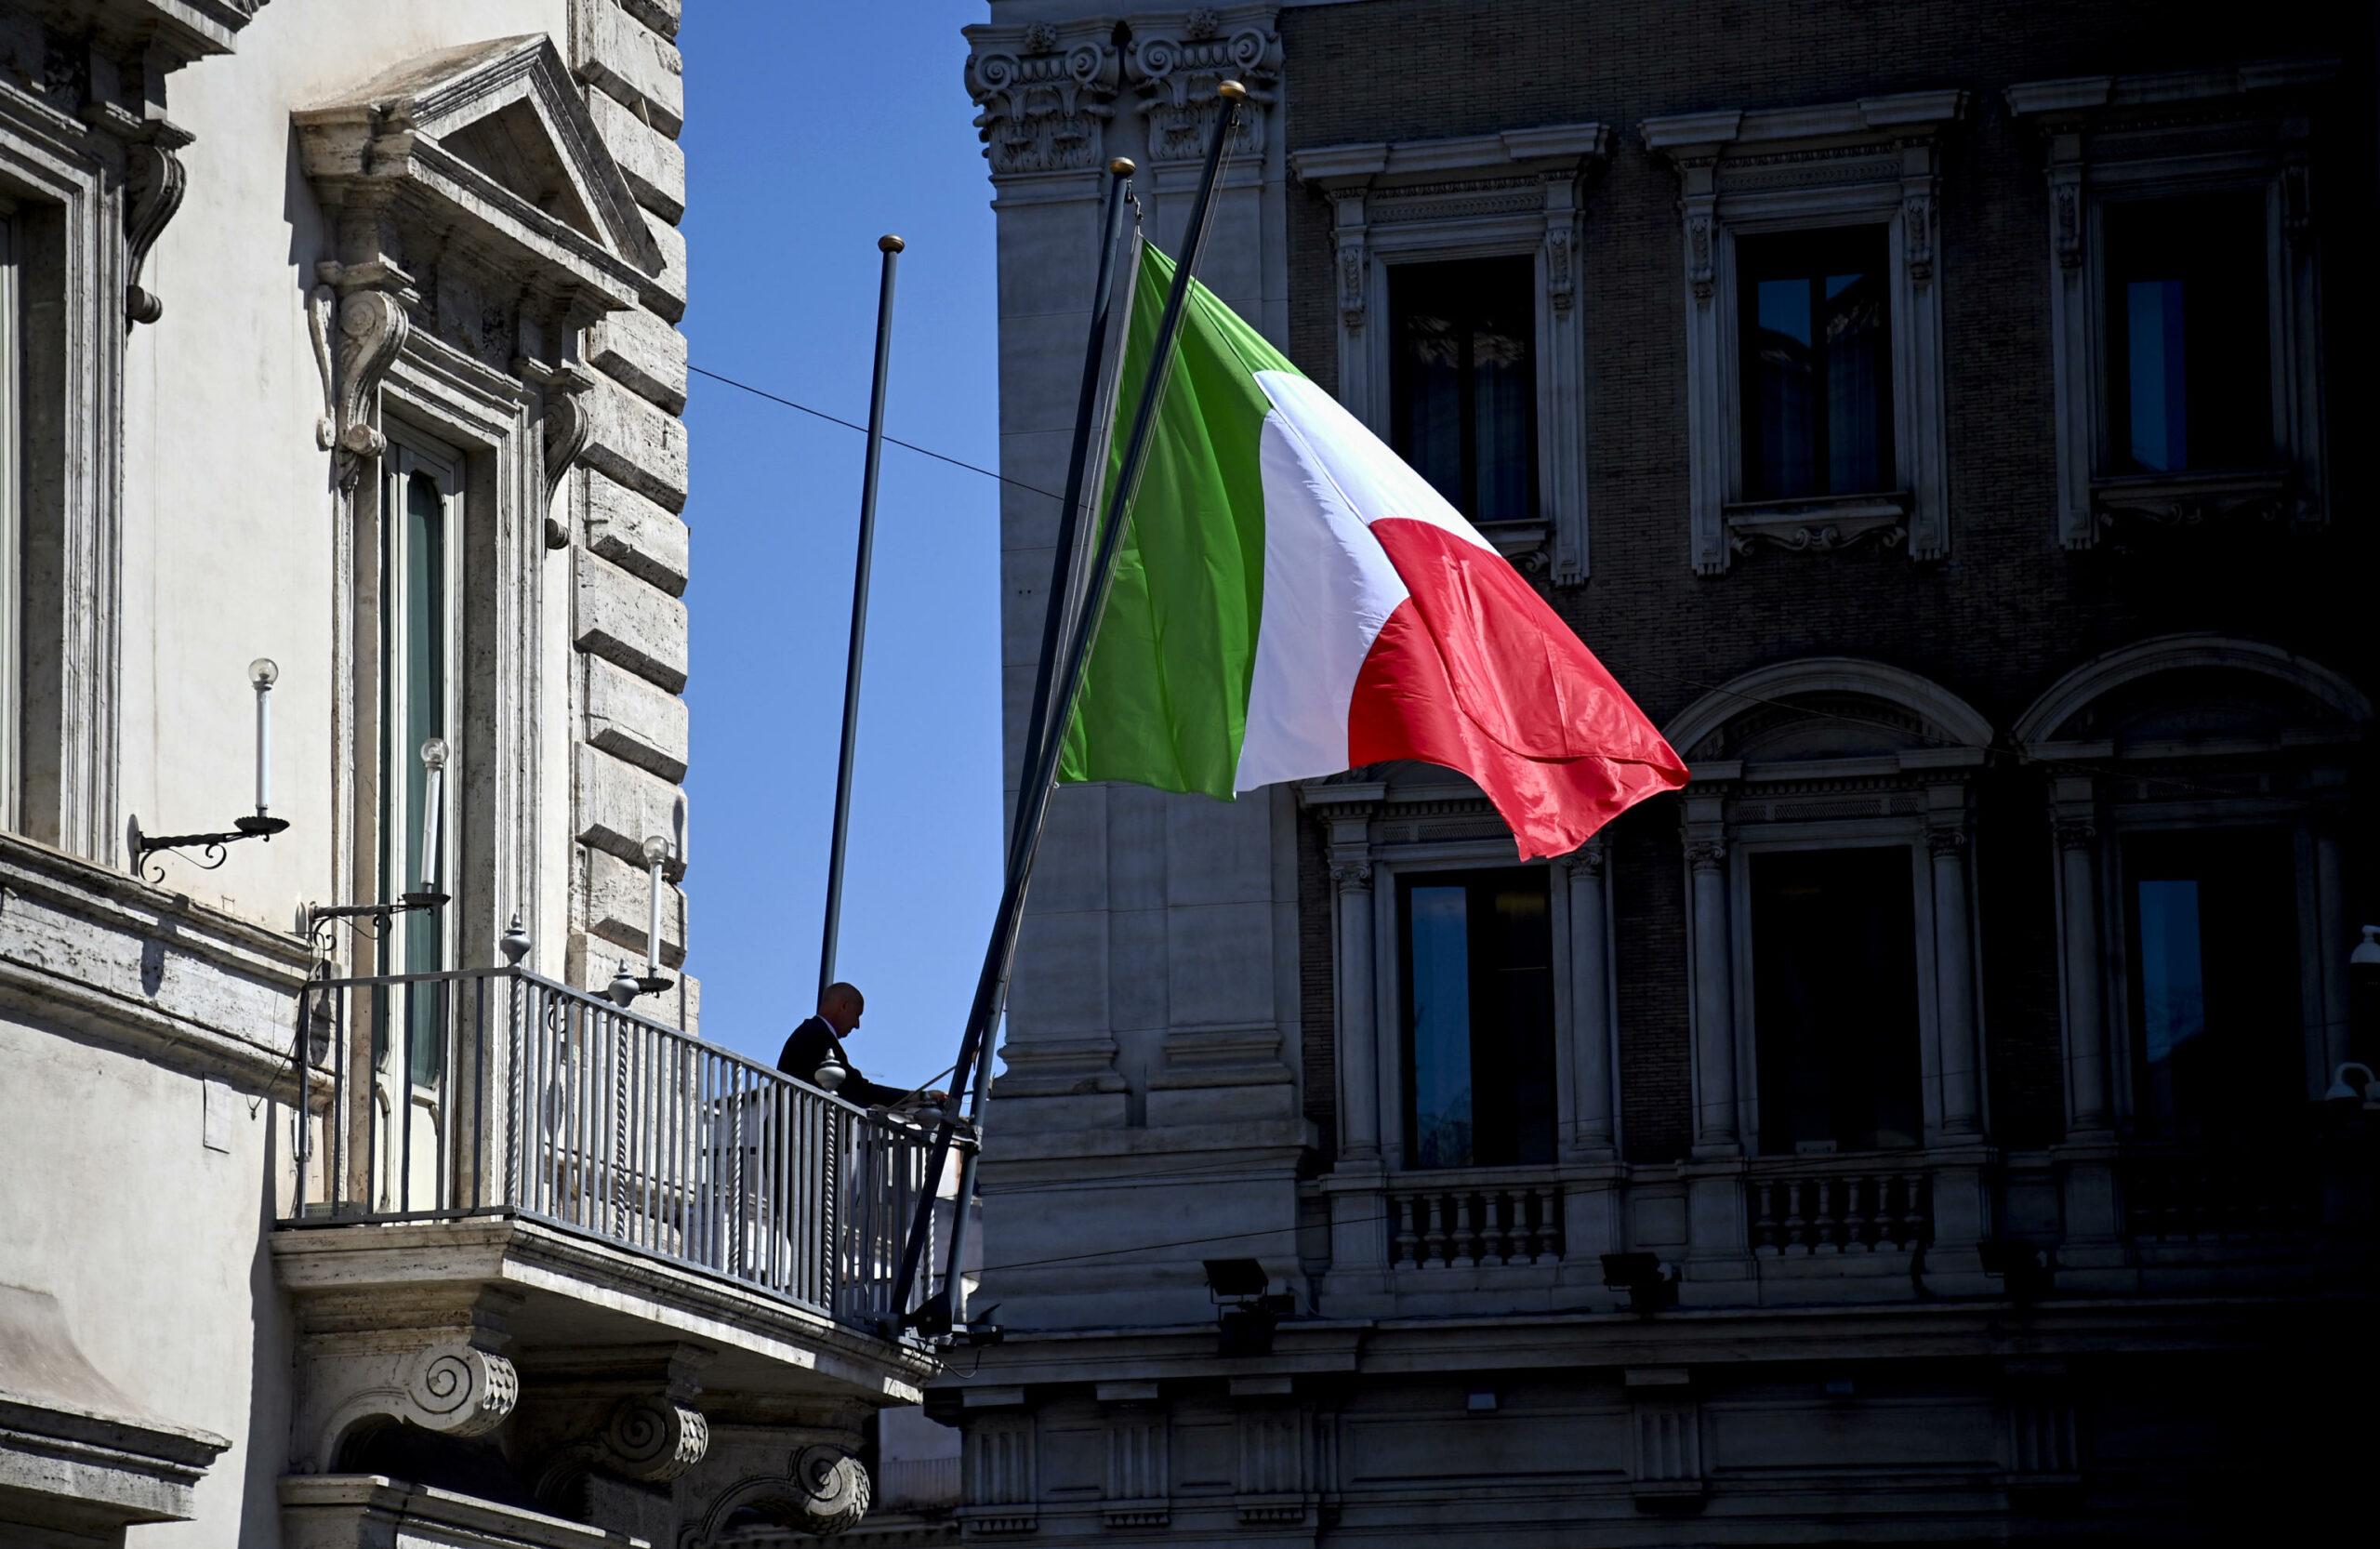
[1600,1251,1678,1314]
[1204,1258,1294,1357]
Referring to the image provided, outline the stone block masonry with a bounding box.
[568,0,694,1012]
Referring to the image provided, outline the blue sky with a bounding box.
[679,2,1003,1089]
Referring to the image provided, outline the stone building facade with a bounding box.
[951,1,2377,1542]
[0,3,938,1544]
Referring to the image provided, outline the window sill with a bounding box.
[1473,518,1551,571]
[1723,491,1911,559]
[2089,468,2306,530]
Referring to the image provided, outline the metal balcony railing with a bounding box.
[284,966,937,1331]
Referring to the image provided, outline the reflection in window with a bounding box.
[1739,228,1894,499]
[1387,256,1538,523]
[2124,829,2298,1139]
[1752,848,1922,1155]
[1400,870,1555,1169]
[2103,193,2270,475]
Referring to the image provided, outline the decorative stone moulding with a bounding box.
[2005,60,2335,549]
[1293,125,1611,583]
[294,34,660,495]
[1644,90,1967,576]
[962,17,1123,175]
[1125,7,1284,165]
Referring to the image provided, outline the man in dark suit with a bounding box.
[776,981,945,1109]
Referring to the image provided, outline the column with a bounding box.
[1563,841,1615,1158]
[1332,858,1379,1161]
[2055,817,2109,1135]
[1930,823,1983,1138]
[1687,839,1739,1155]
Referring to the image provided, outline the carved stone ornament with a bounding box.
[1125,9,1283,165]
[403,1341,521,1436]
[531,361,597,543]
[318,274,413,494]
[1686,840,1727,872]
[2054,817,2097,851]
[294,34,656,486]
[1728,515,1908,558]
[681,1439,874,1545]
[1926,825,1969,856]
[123,127,194,326]
[1559,839,1607,879]
[603,1394,710,1483]
[1329,860,1372,893]
[963,23,1122,175]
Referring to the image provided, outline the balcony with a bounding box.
[270,963,944,1534]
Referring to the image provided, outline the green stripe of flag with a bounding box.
[1059,240,1298,798]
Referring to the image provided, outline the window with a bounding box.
[1751,848,1923,1155]
[1388,257,1539,525]
[2122,828,2300,1140]
[377,442,462,1084]
[2103,193,2271,476]
[1739,228,1894,500]
[1644,89,1964,572]
[1399,868,1556,1169]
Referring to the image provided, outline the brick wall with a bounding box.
[1280,0,2376,1159]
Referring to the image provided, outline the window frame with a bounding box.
[377,435,465,1084]
[1393,864,1561,1172]
[1383,254,1543,527]
[1725,826,1947,1157]
[1645,91,1964,575]
[1734,224,1898,503]
[2007,62,2332,549]
[1292,126,1608,584]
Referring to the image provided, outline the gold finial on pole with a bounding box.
[1109,156,1137,176]
[879,233,906,253]
[1216,79,1249,102]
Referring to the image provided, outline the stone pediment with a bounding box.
[296,34,660,324]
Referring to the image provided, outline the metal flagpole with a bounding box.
[888,85,1250,1331]
[1014,156,1136,840]
[818,234,905,1003]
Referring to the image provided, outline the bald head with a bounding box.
[819,982,865,1037]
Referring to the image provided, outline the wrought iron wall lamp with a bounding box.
[301,737,452,951]
[129,659,292,882]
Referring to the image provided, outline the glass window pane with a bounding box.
[1739,229,1893,499]
[1388,257,1539,524]
[1400,869,1557,1170]
[1406,885,1474,1169]
[377,460,454,1085]
[2103,193,2270,474]
[2124,829,2299,1138]
[1751,848,1923,1155]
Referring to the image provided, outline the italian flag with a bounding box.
[1061,242,1686,860]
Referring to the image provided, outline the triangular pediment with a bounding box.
[297,34,660,280]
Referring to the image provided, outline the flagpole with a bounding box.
[818,234,904,1004]
[888,86,1250,1331]
[1015,156,1136,834]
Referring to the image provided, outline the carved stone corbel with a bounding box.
[124,127,193,326]
[289,1291,522,1474]
[514,1343,715,1515]
[679,1419,875,1545]
[310,262,414,494]
[539,364,596,547]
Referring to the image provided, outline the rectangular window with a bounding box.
[1752,848,1923,1155]
[1738,227,1894,500]
[2102,192,2271,475]
[377,443,461,1084]
[2123,828,2299,1139]
[1399,868,1556,1169]
[1387,256,1539,524]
